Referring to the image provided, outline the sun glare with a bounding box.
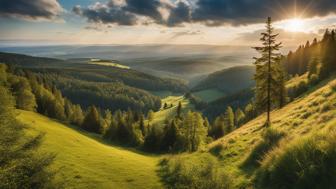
[284,18,305,32]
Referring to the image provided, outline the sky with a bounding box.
[1,0,336,46]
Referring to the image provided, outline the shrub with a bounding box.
[242,128,285,168]
[209,143,224,157]
[256,129,336,189]
[159,156,232,189]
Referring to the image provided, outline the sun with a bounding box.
[284,18,305,32]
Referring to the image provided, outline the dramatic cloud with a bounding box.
[123,0,163,22]
[72,3,136,25]
[192,0,336,25]
[236,28,321,46]
[167,2,191,27]
[74,0,336,27]
[0,0,63,20]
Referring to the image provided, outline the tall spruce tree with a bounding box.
[253,17,282,127]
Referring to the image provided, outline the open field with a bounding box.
[148,95,193,127]
[88,59,130,69]
[18,111,163,189]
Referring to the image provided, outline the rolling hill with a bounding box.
[18,110,163,189]
[0,52,188,113]
[193,65,255,93]
[192,66,255,102]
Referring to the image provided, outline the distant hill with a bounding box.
[193,65,255,94]
[0,52,65,67]
[0,51,188,112]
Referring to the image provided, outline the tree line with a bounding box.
[0,64,55,188]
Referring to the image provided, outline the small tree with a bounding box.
[160,120,178,152]
[182,111,207,152]
[235,108,245,127]
[225,106,235,132]
[177,101,182,118]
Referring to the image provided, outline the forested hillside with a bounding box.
[0,52,188,113]
[193,66,255,93]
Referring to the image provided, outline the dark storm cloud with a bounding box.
[72,3,137,25]
[0,0,62,20]
[74,0,336,27]
[167,2,191,27]
[192,0,336,26]
[123,0,163,21]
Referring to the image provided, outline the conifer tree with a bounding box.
[177,101,182,118]
[161,120,178,152]
[139,113,146,136]
[253,17,282,127]
[82,106,102,134]
[210,115,226,139]
[224,106,235,131]
[235,108,245,127]
[182,112,207,152]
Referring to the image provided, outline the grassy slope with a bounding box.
[18,110,163,189]
[171,77,336,188]
[148,95,193,127]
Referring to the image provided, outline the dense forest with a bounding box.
[0,52,188,113]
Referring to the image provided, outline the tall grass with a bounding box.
[159,155,232,189]
[241,128,285,168]
[256,128,336,189]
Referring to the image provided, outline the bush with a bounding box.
[256,129,336,189]
[159,156,232,189]
[242,128,285,168]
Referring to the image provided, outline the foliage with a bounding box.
[242,128,285,168]
[0,85,55,189]
[82,106,102,134]
[257,128,336,189]
[159,156,232,189]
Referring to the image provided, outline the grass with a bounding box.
[18,110,163,189]
[257,125,336,189]
[192,89,226,102]
[158,154,232,189]
[148,95,193,127]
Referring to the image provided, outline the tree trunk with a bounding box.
[266,17,271,127]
